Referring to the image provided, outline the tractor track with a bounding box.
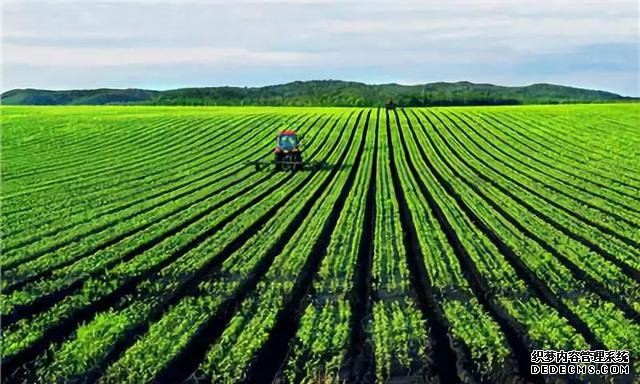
[2,115,335,328]
[386,110,469,384]
[2,114,295,265]
[345,108,377,383]
[1,111,352,381]
[461,112,640,216]
[235,110,369,384]
[430,111,640,282]
[413,110,640,321]
[399,110,607,354]
[1,114,314,282]
[148,111,364,384]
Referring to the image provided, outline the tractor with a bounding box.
[248,130,322,171]
[274,130,303,171]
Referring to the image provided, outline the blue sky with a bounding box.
[2,0,639,95]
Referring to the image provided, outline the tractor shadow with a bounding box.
[266,162,351,173]
[305,162,352,173]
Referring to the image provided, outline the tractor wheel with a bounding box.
[274,153,282,171]
[294,153,303,171]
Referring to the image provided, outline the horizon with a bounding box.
[2,79,633,97]
[3,0,639,96]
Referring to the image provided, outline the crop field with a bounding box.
[1,104,639,383]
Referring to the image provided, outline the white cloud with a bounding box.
[3,45,309,66]
[2,0,638,94]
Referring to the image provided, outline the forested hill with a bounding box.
[1,80,632,106]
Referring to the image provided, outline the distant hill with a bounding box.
[1,88,159,106]
[1,80,632,106]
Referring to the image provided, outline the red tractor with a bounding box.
[249,130,322,171]
[274,130,303,171]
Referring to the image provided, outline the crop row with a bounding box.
[2,104,637,383]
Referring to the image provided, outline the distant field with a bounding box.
[2,104,639,383]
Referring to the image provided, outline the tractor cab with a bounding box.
[276,131,299,152]
[274,130,302,171]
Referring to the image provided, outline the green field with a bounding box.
[1,104,639,383]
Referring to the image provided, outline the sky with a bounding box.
[2,0,639,95]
